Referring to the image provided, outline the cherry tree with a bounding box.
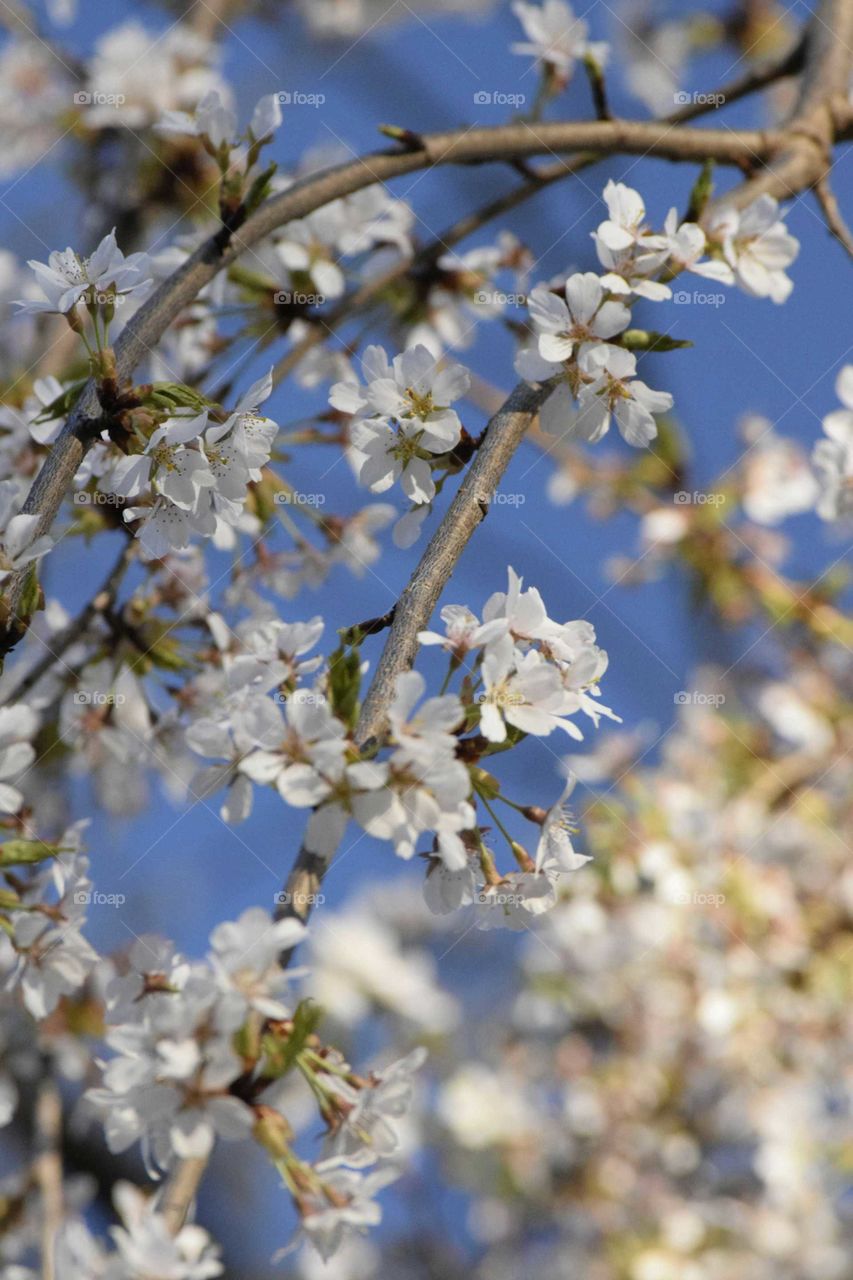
[0,1,850,1276]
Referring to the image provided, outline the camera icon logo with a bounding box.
[474,91,492,105]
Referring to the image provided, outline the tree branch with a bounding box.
[813,174,853,260]
[707,0,853,212]
[157,1154,208,1235]
[0,116,783,655]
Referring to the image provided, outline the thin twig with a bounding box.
[2,537,136,705]
[813,175,853,259]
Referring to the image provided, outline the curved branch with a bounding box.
[354,380,550,743]
[275,376,551,957]
[0,116,779,653]
[709,0,853,211]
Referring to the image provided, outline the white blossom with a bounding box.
[708,195,799,303]
[595,181,668,258]
[418,604,506,657]
[83,22,226,130]
[324,1047,426,1167]
[812,365,853,520]
[333,345,469,504]
[0,701,37,808]
[5,855,98,1020]
[15,229,152,316]
[479,635,583,743]
[110,1180,224,1279]
[519,272,630,372]
[294,1161,399,1262]
[534,775,590,872]
[511,1,608,81]
[547,345,673,447]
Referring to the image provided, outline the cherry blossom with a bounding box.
[519,272,630,372]
[511,1,609,81]
[334,345,469,504]
[15,230,152,316]
[708,195,799,303]
[550,344,673,447]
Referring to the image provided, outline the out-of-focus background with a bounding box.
[1,2,851,1276]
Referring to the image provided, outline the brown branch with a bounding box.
[813,175,853,259]
[665,33,807,125]
[158,1154,208,1235]
[707,0,853,212]
[273,376,552,957]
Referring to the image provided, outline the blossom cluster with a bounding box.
[0,864,425,1271]
[517,181,799,449]
[185,568,611,926]
[329,344,470,545]
[102,372,278,557]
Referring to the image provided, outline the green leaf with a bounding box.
[0,839,66,867]
[327,641,363,730]
[621,330,693,352]
[141,383,216,412]
[685,159,715,223]
[32,378,88,424]
[261,999,323,1079]
[243,162,278,218]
